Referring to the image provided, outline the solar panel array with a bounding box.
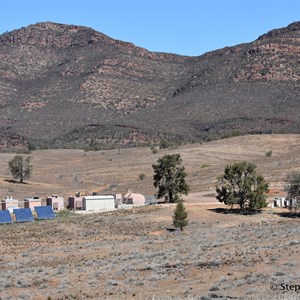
[0,206,56,225]
[0,210,13,224]
[35,206,55,220]
[13,208,34,223]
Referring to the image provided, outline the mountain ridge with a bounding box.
[0,21,299,150]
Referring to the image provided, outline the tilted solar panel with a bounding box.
[0,210,12,224]
[35,206,55,220]
[13,208,34,223]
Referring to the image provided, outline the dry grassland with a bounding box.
[0,134,299,199]
[0,134,300,299]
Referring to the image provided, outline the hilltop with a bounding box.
[0,21,299,149]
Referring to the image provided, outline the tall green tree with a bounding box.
[152,154,189,203]
[286,171,300,214]
[8,155,33,183]
[172,199,189,230]
[216,161,269,213]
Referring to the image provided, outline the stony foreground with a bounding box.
[0,203,300,300]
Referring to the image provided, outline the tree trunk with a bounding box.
[240,200,244,213]
[169,191,173,203]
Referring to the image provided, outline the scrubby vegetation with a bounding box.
[1,205,300,299]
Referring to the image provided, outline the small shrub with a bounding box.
[273,271,285,276]
[159,140,170,149]
[209,284,220,291]
[265,150,272,157]
[107,279,118,286]
[201,163,210,168]
[170,143,179,150]
[138,173,146,181]
[150,145,159,154]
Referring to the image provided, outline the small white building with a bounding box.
[274,197,286,207]
[82,195,115,212]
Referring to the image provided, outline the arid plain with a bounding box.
[0,134,300,300]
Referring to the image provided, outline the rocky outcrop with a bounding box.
[258,21,300,40]
[0,22,110,48]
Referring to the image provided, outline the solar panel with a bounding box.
[35,206,55,220]
[0,210,13,224]
[13,208,34,223]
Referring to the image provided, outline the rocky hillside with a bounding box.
[0,21,299,149]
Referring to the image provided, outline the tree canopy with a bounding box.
[8,155,33,183]
[152,154,189,203]
[286,171,300,214]
[216,161,269,213]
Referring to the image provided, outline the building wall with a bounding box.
[83,196,115,211]
[124,193,145,205]
[24,200,42,211]
[67,196,83,209]
[1,200,19,211]
[46,197,64,211]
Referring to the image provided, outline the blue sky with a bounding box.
[1,0,299,56]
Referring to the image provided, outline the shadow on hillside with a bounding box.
[208,208,262,215]
[276,211,300,219]
[3,179,28,184]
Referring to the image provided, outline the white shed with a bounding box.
[82,195,115,211]
[274,197,286,207]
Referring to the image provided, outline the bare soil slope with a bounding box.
[0,134,299,200]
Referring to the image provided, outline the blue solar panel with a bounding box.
[35,206,55,220]
[0,210,12,224]
[13,208,34,223]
